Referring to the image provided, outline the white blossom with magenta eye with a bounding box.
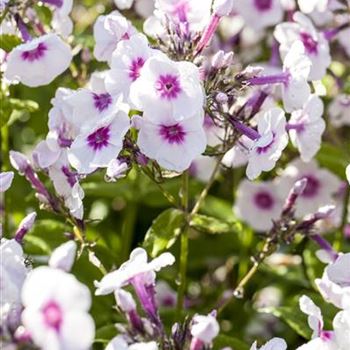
[316,253,350,310]
[245,107,288,180]
[233,0,284,30]
[93,11,135,63]
[277,159,341,218]
[274,12,331,81]
[250,337,287,350]
[105,33,160,104]
[68,103,130,174]
[130,54,205,122]
[21,266,95,350]
[5,33,72,87]
[234,179,284,232]
[133,109,207,173]
[287,94,326,162]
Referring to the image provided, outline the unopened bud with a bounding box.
[115,289,136,313]
[0,171,14,192]
[15,212,37,243]
[216,92,228,104]
[212,50,225,69]
[49,240,77,272]
[10,151,30,174]
[282,178,307,216]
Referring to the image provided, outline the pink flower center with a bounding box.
[254,0,272,11]
[156,74,181,100]
[320,331,334,342]
[93,93,112,112]
[129,57,145,81]
[87,126,110,151]
[159,124,186,144]
[254,191,274,210]
[300,32,318,55]
[21,43,47,62]
[256,134,275,154]
[42,301,63,331]
[301,175,320,198]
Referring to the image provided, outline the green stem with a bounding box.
[176,171,189,319]
[121,202,138,262]
[1,124,10,233]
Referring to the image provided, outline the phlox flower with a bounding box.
[95,247,175,295]
[233,0,284,30]
[250,337,287,350]
[277,159,341,217]
[0,239,29,331]
[316,253,350,310]
[297,295,350,350]
[288,94,325,162]
[234,179,283,231]
[190,313,220,349]
[130,54,205,122]
[133,109,207,173]
[245,107,288,180]
[49,241,77,272]
[105,33,160,104]
[190,155,217,183]
[106,335,158,350]
[21,266,95,350]
[5,34,72,87]
[0,171,14,192]
[93,11,135,63]
[44,0,73,38]
[328,94,350,128]
[274,12,331,81]
[68,103,130,174]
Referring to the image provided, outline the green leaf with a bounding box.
[214,335,249,350]
[0,34,22,52]
[190,214,242,235]
[94,325,117,344]
[259,306,311,339]
[143,208,185,257]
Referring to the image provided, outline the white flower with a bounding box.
[191,313,220,344]
[346,165,350,185]
[68,104,130,174]
[277,159,341,218]
[0,171,14,192]
[250,337,287,350]
[114,0,134,10]
[105,33,159,104]
[328,94,350,128]
[65,88,120,131]
[245,107,288,180]
[274,12,331,81]
[233,0,283,30]
[93,11,135,63]
[106,335,158,350]
[106,158,128,181]
[5,34,72,87]
[49,0,73,38]
[49,241,77,272]
[130,54,205,122]
[288,94,325,162]
[134,109,207,173]
[234,179,283,231]
[281,41,311,112]
[190,155,217,182]
[0,239,29,330]
[222,138,249,168]
[213,0,234,16]
[95,247,175,295]
[297,296,350,350]
[297,0,328,13]
[316,253,350,310]
[144,0,211,38]
[21,266,95,350]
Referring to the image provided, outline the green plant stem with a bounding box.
[191,155,223,216]
[121,202,138,262]
[1,124,10,233]
[176,171,189,319]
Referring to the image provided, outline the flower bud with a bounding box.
[115,289,136,313]
[106,159,128,182]
[15,212,37,243]
[211,50,225,69]
[49,240,77,272]
[10,151,30,174]
[213,0,234,16]
[190,312,220,346]
[0,171,14,192]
